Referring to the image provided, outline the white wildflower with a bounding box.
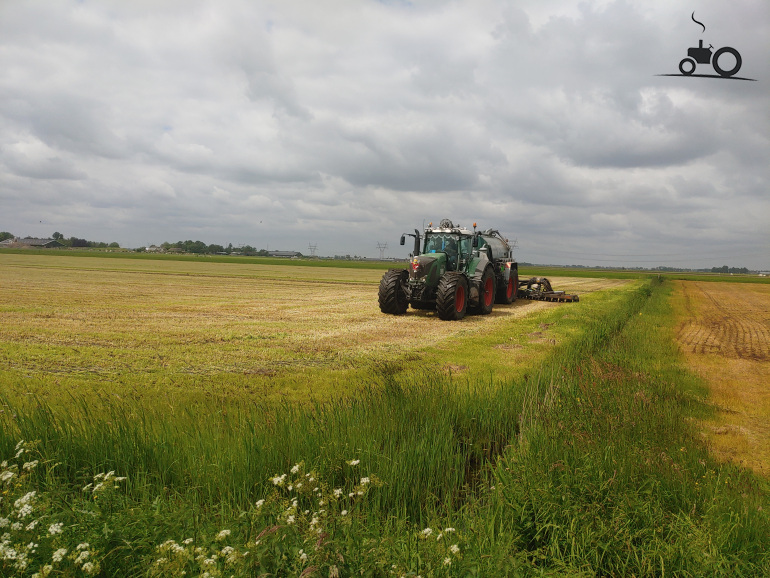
[341,510,348,516]
[25,520,38,530]
[76,543,90,550]
[333,488,342,497]
[347,459,360,466]
[52,548,67,562]
[17,504,34,519]
[255,499,265,509]
[271,474,287,486]
[183,538,194,545]
[0,518,9,528]
[421,527,432,537]
[360,477,370,485]
[75,550,90,564]
[444,527,456,533]
[14,491,36,508]
[0,470,14,483]
[443,557,452,566]
[291,463,301,474]
[48,523,63,535]
[22,460,39,471]
[450,544,460,555]
[286,515,295,524]
[11,522,22,531]
[215,529,231,541]
[82,561,97,575]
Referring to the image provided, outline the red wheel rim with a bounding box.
[455,285,465,312]
[506,277,513,299]
[484,277,494,306]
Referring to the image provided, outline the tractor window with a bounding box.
[424,234,461,270]
[460,237,471,258]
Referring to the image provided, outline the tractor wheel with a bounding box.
[378,269,409,315]
[472,266,496,315]
[436,272,469,321]
[410,301,434,310]
[496,269,518,304]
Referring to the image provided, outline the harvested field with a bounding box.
[673,281,770,476]
[0,254,629,402]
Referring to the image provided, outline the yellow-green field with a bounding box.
[0,253,630,404]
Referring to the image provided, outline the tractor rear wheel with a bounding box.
[436,272,469,321]
[472,266,496,314]
[496,269,518,304]
[378,269,409,315]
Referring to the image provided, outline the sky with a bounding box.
[1,0,768,269]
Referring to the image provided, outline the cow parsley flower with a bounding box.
[48,523,63,535]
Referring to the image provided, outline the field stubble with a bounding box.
[674,281,770,476]
[1,254,627,403]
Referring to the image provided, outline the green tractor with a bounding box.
[378,219,518,320]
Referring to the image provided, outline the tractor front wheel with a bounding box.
[378,269,409,314]
[436,272,469,321]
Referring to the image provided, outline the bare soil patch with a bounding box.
[673,281,770,476]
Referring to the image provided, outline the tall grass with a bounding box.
[1,278,768,576]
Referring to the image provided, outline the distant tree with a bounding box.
[109,242,120,248]
[257,249,269,256]
[241,245,256,256]
[52,232,64,240]
[226,243,233,254]
[208,244,225,254]
[69,237,89,247]
[0,231,14,242]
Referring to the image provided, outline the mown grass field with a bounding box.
[1,252,768,577]
[0,253,627,405]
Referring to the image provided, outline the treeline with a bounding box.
[151,240,273,256]
[53,232,120,249]
[711,265,750,274]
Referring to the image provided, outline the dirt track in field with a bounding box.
[674,281,770,476]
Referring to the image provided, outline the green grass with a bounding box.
[0,264,768,575]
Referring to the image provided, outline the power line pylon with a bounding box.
[376,242,388,260]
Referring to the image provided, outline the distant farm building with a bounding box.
[268,250,301,258]
[0,237,64,248]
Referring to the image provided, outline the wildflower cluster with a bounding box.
[1,441,103,577]
[150,458,383,576]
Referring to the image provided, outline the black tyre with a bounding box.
[712,46,741,77]
[496,269,518,304]
[378,269,408,315]
[436,272,468,321]
[679,57,696,75]
[472,266,496,315]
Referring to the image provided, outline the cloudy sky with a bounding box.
[1,0,768,268]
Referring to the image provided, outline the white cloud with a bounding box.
[0,0,767,268]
